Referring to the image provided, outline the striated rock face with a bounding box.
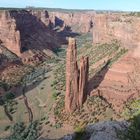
[1,10,140,60]
[10,10,60,52]
[0,10,62,64]
[0,11,21,56]
[93,13,140,48]
[49,11,94,33]
[93,14,109,44]
[65,38,89,113]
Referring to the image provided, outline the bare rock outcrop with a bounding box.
[0,10,62,65]
[65,38,89,113]
[0,11,21,56]
[49,12,94,33]
[87,121,129,140]
[93,13,140,48]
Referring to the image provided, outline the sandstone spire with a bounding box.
[65,38,79,113]
[79,56,89,107]
[65,38,89,113]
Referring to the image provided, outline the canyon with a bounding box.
[0,8,140,140]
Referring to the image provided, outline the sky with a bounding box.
[0,0,140,11]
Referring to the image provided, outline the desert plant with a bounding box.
[119,115,140,140]
[52,91,60,100]
[1,121,39,140]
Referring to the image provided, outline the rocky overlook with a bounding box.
[0,11,21,56]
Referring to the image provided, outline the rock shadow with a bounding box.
[9,10,63,53]
[55,16,64,27]
[9,10,80,54]
[53,16,80,38]
[59,25,80,38]
[88,60,110,95]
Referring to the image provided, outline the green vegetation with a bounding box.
[120,98,140,140]
[54,95,65,117]
[122,99,140,120]
[126,115,140,140]
[119,115,140,140]
[74,125,86,140]
[0,92,17,121]
[52,91,61,100]
[53,64,66,91]
[0,82,11,91]
[1,121,39,140]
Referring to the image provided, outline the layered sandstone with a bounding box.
[0,11,21,56]
[93,13,140,48]
[10,10,60,51]
[65,38,89,113]
[0,10,62,65]
[49,11,94,33]
[90,51,140,112]
[92,13,140,111]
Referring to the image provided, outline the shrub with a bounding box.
[2,121,40,140]
[4,125,10,131]
[52,91,60,100]
[3,92,15,102]
[119,115,140,140]
[74,125,86,140]
[125,115,140,140]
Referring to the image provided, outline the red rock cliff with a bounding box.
[93,13,140,48]
[0,10,62,61]
[0,11,21,56]
[49,11,94,33]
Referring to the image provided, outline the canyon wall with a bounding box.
[49,11,94,33]
[0,9,93,60]
[0,10,62,63]
[10,10,61,52]
[93,13,140,48]
[0,11,21,56]
[0,9,140,61]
